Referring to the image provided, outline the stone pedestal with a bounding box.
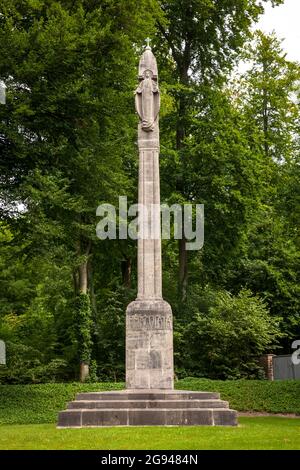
[58,390,238,427]
[126,300,173,389]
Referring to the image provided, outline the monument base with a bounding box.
[58,390,238,427]
[126,299,174,389]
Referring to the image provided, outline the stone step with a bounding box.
[68,399,229,410]
[58,408,237,427]
[75,390,220,401]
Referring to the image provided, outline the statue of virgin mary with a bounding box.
[135,69,160,132]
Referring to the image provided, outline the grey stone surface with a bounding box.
[126,300,173,389]
[126,45,175,390]
[135,46,162,301]
[58,390,238,427]
[76,389,220,401]
[213,409,238,426]
[58,410,82,428]
[127,408,213,426]
[75,390,220,401]
[68,399,228,409]
[58,407,237,427]
[81,410,128,427]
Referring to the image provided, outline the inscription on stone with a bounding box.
[127,314,172,331]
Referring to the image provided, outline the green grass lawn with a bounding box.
[0,418,300,450]
[1,380,299,450]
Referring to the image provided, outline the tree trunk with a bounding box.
[77,240,91,382]
[72,270,79,295]
[78,260,88,294]
[262,61,269,158]
[263,103,269,158]
[79,362,89,383]
[121,257,132,288]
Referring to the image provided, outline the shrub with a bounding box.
[0,341,69,384]
[176,287,282,379]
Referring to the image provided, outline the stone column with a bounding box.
[126,45,174,390]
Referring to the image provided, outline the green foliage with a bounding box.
[155,0,284,81]
[94,286,134,381]
[0,306,70,384]
[0,341,69,384]
[178,378,300,414]
[237,31,300,162]
[0,382,124,425]
[0,379,299,425]
[0,1,298,384]
[85,359,98,383]
[0,0,158,381]
[175,287,282,379]
[229,31,300,344]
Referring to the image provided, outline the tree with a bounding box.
[229,31,300,348]
[1,1,296,383]
[176,286,282,379]
[155,0,284,300]
[237,31,300,162]
[0,0,157,380]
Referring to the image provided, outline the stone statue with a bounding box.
[58,41,237,427]
[135,69,160,132]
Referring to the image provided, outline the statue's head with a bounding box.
[144,69,152,79]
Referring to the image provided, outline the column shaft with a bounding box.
[137,148,162,300]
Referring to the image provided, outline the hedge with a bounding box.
[0,378,299,425]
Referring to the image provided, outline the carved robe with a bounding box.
[135,72,160,132]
